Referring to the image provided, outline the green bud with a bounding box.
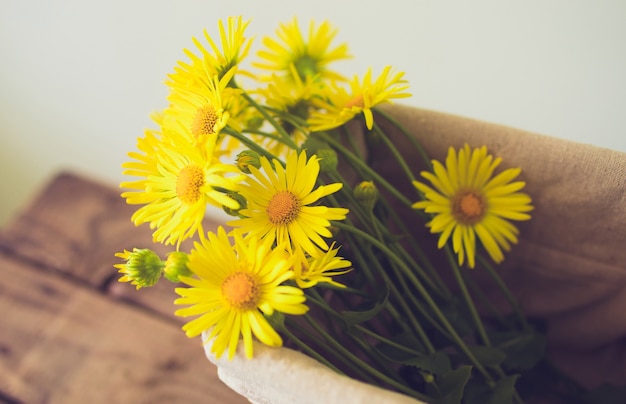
[302,135,330,154]
[354,181,379,211]
[163,251,192,283]
[316,148,338,173]
[222,191,248,217]
[114,248,164,289]
[246,115,265,131]
[236,150,261,174]
[419,371,435,384]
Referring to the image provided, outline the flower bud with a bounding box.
[163,251,192,283]
[236,150,261,174]
[246,115,265,131]
[114,248,164,289]
[354,181,379,211]
[316,148,338,173]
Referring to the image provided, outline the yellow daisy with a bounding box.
[163,66,242,152]
[228,150,349,256]
[292,243,352,289]
[253,66,319,157]
[121,131,242,247]
[168,16,252,85]
[412,144,534,268]
[308,66,411,132]
[174,227,309,359]
[254,18,351,83]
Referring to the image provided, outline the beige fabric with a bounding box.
[206,105,626,401]
[203,334,424,404]
[373,104,626,388]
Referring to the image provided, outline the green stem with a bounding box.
[334,221,493,381]
[372,107,433,170]
[239,91,299,150]
[355,325,424,357]
[463,270,508,327]
[222,127,282,164]
[344,222,438,353]
[372,122,418,184]
[280,326,344,374]
[446,248,492,347]
[478,254,530,332]
[320,133,414,208]
[303,314,430,401]
[287,318,374,384]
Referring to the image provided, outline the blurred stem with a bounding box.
[355,325,424,357]
[446,249,492,347]
[371,122,418,184]
[239,91,299,150]
[478,254,530,332]
[372,108,432,170]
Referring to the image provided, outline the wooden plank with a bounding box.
[0,171,223,321]
[0,252,247,404]
[1,171,220,284]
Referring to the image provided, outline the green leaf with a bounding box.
[374,331,427,363]
[464,375,520,404]
[403,351,453,377]
[340,281,389,326]
[491,330,546,371]
[466,345,507,368]
[431,366,472,404]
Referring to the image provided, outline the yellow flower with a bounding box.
[174,227,308,359]
[228,150,349,256]
[254,18,351,83]
[121,131,241,247]
[292,243,352,289]
[412,144,533,268]
[169,16,252,84]
[253,66,319,157]
[163,67,240,151]
[308,66,411,131]
[120,126,162,188]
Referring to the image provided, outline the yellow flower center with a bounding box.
[221,272,259,310]
[191,105,219,138]
[453,191,486,224]
[176,164,205,204]
[345,94,364,109]
[267,191,301,225]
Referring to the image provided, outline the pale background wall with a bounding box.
[1,0,625,227]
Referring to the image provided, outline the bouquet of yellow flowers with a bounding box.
[114,16,626,403]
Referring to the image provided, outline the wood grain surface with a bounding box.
[0,172,248,404]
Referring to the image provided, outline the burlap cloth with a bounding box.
[204,104,626,403]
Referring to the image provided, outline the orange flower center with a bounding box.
[345,94,364,109]
[267,191,301,225]
[452,191,486,224]
[191,105,219,138]
[221,272,259,310]
[176,164,205,204]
